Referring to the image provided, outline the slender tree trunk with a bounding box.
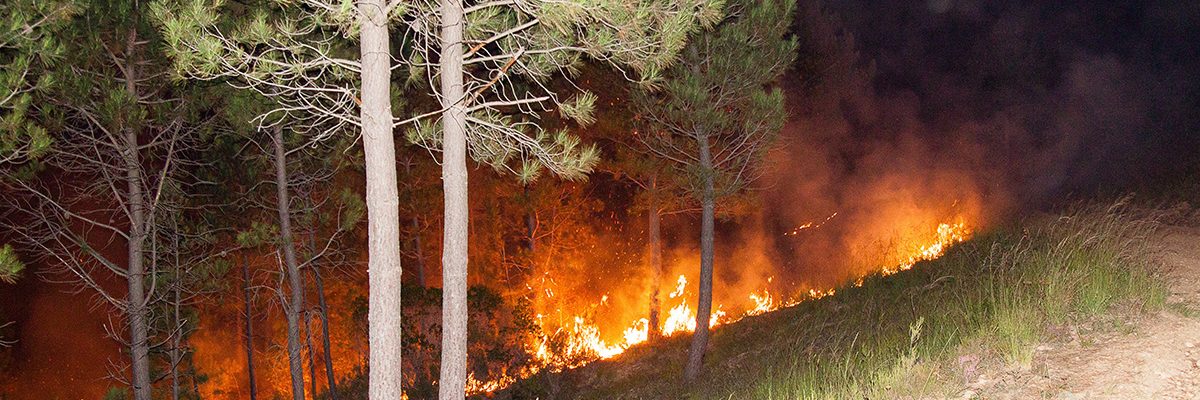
[188,361,201,395]
[357,2,404,398]
[312,268,338,400]
[125,135,152,400]
[171,282,182,400]
[647,176,663,340]
[408,216,430,390]
[412,217,426,288]
[120,27,152,400]
[242,253,258,400]
[272,126,307,400]
[684,134,716,381]
[438,0,470,397]
[305,316,318,397]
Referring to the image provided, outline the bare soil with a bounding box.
[965,226,1200,400]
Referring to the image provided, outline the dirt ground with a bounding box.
[964,225,1200,400]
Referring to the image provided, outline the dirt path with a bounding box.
[969,226,1200,400]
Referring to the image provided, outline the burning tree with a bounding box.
[632,0,797,380]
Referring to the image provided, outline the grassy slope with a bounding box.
[502,199,1169,399]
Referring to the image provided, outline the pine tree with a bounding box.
[0,0,75,165]
[218,93,363,400]
[397,1,724,396]
[0,4,76,342]
[156,0,723,397]
[0,2,220,398]
[151,2,408,397]
[0,244,22,348]
[631,0,797,381]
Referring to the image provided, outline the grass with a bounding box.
[504,198,1170,399]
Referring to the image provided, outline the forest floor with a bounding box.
[965,225,1200,400]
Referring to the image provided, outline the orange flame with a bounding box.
[465,217,972,395]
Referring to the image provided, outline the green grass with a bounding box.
[505,198,1170,399]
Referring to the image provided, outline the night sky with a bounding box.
[799,0,1200,201]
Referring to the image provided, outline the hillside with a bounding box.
[489,199,1196,399]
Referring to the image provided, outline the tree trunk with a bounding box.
[357,2,404,399]
[647,176,663,340]
[409,216,431,390]
[242,253,258,400]
[272,126,307,400]
[313,268,338,400]
[120,27,152,400]
[189,359,201,395]
[305,316,318,397]
[438,0,470,398]
[412,217,426,288]
[124,138,152,400]
[684,135,716,381]
[171,281,182,400]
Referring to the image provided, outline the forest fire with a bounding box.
[463,217,973,395]
[4,0,1198,398]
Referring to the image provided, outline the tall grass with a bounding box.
[533,198,1169,400]
[744,198,1168,400]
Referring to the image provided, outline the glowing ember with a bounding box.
[464,218,973,395]
[783,212,838,236]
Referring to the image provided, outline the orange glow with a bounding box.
[188,216,973,399]
[464,217,973,395]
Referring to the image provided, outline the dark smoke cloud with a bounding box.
[753,0,1200,288]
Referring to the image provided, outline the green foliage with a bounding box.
[0,244,24,284]
[400,0,725,183]
[0,0,76,164]
[335,188,365,232]
[558,91,599,125]
[103,387,130,400]
[151,0,364,141]
[634,0,798,203]
[235,221,279,248]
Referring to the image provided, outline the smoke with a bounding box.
[740,0,1200,291]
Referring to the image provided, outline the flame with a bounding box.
[465,217,972,395]
[784,212,838,236]
[669,274,687,298]
[879,222,970,276]
[748,289,773,316]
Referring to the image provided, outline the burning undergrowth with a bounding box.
[450,211,977,395]
[507,198,1168,399]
